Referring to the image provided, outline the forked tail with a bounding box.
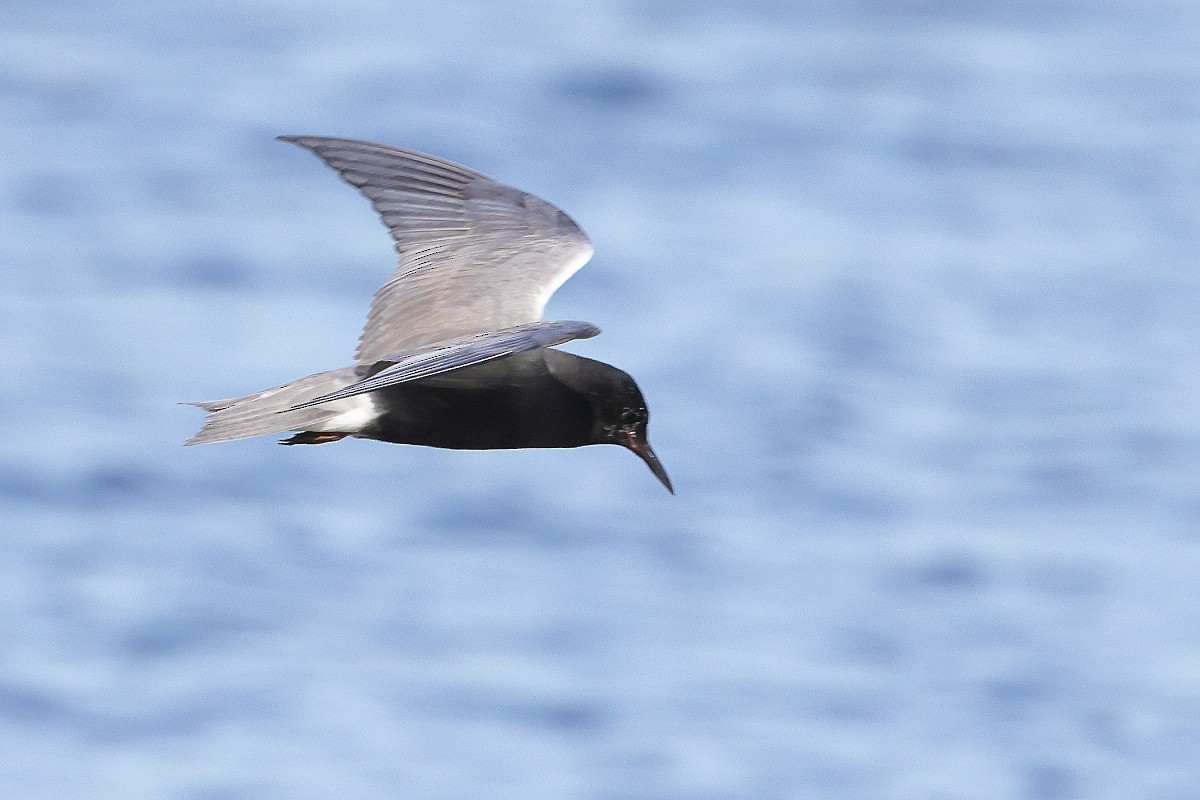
[184,366,364,445]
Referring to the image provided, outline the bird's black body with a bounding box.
[365,353,599,451]
[353,349,670,490]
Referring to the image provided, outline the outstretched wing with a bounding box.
[279,136,594,362]
[284,320,600,411]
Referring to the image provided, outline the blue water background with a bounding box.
[1,1,1199,797]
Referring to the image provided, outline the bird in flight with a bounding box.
[185,136,672,493]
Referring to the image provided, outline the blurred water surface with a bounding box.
[2,1,1199,798]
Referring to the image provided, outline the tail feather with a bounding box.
[184,366,365,445]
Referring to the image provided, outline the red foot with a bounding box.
[279,432,349,445]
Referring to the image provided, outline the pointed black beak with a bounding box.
[621,430,674,494]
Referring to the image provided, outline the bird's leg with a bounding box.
[279,432,348,445]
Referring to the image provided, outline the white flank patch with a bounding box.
[304,395,379,434]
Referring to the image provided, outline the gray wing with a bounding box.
[284,320,600,411]
[278,136,595,363]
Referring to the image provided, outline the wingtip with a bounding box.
[277,135,335,151]
[558,321,601,339]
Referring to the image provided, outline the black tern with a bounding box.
[186,136,672,493]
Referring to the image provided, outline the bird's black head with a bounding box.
[545,350,673,493]
[586,368,673,494]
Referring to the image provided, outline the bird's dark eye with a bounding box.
[620,409,641,425]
